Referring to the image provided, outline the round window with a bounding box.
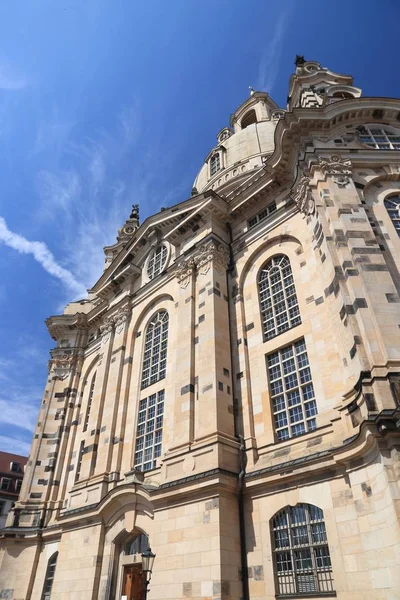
[147,245,168,279]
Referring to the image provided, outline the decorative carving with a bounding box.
[194,241,229,276]
[318,155,352,187]
[48,351,78,379]
[175,258,196,289]
[100,305,131,341]
[114,306,131,334]
[293,175,315,216]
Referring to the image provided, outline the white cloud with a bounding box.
[0,217,87,297]
[0,63,28,90]
[257,5,294,93]
[0,398,38,433]
[0,434,31,456]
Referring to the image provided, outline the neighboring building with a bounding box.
[1,57,400,600]
[0,452,27,529]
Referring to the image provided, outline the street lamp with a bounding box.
[141,547,156,600]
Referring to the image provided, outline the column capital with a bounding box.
[193,240,230,276]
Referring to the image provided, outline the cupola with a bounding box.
[193,90,284,196]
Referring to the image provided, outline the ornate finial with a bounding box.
[295,55,306,66]
[130,204,139,220]
[249,86,255,96]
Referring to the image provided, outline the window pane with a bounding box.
[141,311,169,389]
[258,255,301,340]
[134,390,165,472]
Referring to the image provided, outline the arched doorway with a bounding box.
[118,532,149,600]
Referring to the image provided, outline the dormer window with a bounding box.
[10,462,20,473]
[241,109,257,129]
[358,126,400,150]
[210,153,221,177]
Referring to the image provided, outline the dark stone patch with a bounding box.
[123,357,133,365]
[321,253,326,263]
[236,372,243,380]
[307,436,322,447]
[208,287,221,297]
[274,447,290,458]
[202,384,213,392]
[245,322,254,331]
[300,261,306,268]
[386,293,400,303]
[349,343,357,359]
[361,264,389,272]
[315,296,324,305]
[194,336,199,344]
[351,247,381,255]
[112,345,126,355]
[135,331,141,338]
[346,269,359,277]
[361,482,372,497]
[199,314,205,323]
[199,287,206,294]
[181,384,195,395]
[183,582,192,597]
[184,296,193,303]
[198,302,205,308]
[306,295,314,304]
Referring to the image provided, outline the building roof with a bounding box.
[0,451,28,476]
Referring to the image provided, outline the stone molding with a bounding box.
[48,348,83,379]
[293,175,315,216]
[175,241,230,288]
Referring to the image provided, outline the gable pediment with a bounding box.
[89,190,230,296]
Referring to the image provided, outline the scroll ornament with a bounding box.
[318,155,352,188]
[293,175,315,216]
[100,305,131,343]
[175,241,230,288]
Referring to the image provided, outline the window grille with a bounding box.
[267,339,317,441]
[358,126,400,150]
[384,195,400,236]
[248,202,277,228]
[141,311,169,389]
[83,372,96,432]
[147,245,168,280]
[259,255,301,340]
[41,553,58,600]
[134,390,164,472]
[210,153,221,176]
[125,533,149,555]
[272,504,335,596]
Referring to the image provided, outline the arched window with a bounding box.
[210,153,221,176]
[83,372,96,432]
[125,533,149,555]
[147,245,168,280]
[358,126,400,150]
[331,91,353,99]
[241,109,257,129]
[384,194,400,236]
[258,255,301,340]
[141,310,169,389]
[41,552,58,600]
[272,504,335,596]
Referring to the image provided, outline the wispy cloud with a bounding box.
[0,398,38,433]
[0,217,86,297]
[0,435,32,456]
[37,170,81,219]
[0,63,28,90]
[257,4,294,93]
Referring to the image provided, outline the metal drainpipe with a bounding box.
[226,223,250,600]
[238,435,250,600]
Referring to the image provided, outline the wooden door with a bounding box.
[122,565,144,600]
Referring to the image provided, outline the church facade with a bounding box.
[1,58,400,600]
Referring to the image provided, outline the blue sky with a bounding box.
[0,0,399,456]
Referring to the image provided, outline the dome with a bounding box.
[192,91,284,196]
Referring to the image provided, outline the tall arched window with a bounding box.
[210,153,221,176]
[384,195,400,236]
[83,372,96,432]
[141,310,169,389]
[41,552,58,600]
[272,504,335,596]
[258,255,301,340]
